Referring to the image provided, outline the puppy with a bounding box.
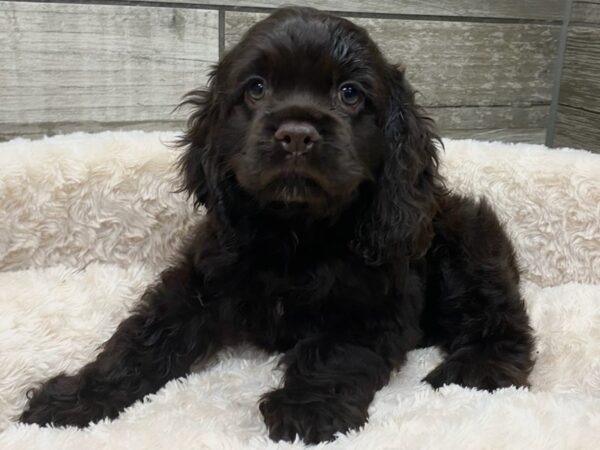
[20,7,534,444]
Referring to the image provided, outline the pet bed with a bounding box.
[0,131,598,449]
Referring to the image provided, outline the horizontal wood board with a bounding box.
[570,0,600,24]
[555,24,600,151]
[0,2,218,138]
[136,0,566,20]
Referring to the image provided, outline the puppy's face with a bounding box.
[180,7,439,262]
[212,10,390,216]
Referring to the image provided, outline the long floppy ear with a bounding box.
[175,69,223,208]
[353,65,441,266]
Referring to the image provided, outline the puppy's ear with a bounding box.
[353,65,441,265]
[176,69,223,208]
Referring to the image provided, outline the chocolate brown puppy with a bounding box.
[21,7,534,444]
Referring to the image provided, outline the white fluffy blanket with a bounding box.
[0,132,598,449]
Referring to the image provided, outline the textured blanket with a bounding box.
[0,132,598,449]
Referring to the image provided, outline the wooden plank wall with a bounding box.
[0,2,218,140]
[1,0,566,144]
[553,0,600,151]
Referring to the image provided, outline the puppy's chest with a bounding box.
[240,260,395,349]
[254,258,392,310]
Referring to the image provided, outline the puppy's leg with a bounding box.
[259,336,400,444]
[422,196,535,391]
[20,261,221,427]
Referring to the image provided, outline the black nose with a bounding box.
[274,121,320,156]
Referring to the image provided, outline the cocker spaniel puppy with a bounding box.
[20,7,534,444]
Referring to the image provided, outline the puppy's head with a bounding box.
[179,7,440,263]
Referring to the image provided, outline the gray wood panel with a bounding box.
[555,105,600,150]
[431,105,548,143]
[431,105,548,130]
[225,11,556,143]
[571,0,600,24]
[0,120,186,143]
[0,2,218,140]
[555,26,600,151]
[378,103,549,144]
[141,0,566,20]
[558,27,600,111]
[360,19,560,107]
[443,128,546,144]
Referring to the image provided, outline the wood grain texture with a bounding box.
[359,19,560,107]
[419,107,547,145]
[555,105,600,150]
[0,2,218,140]
[431,105,548,143]
[0,120,187,143]
[558,27,600,111]
[431,105,548,130]
[393,104,548,143]
[555,26,600,152]
[140,0,566,20]
[571,0,600,24]
[443,128,546,144]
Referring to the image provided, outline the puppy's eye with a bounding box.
[246,78,266,101]
[339,83,362,106]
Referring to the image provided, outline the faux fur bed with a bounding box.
[0,131,598,449]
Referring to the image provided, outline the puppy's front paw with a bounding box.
[423,357,530,392]
[259,388,367,444]
[20,374,107,428]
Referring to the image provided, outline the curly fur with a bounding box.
[19,7,534,444]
